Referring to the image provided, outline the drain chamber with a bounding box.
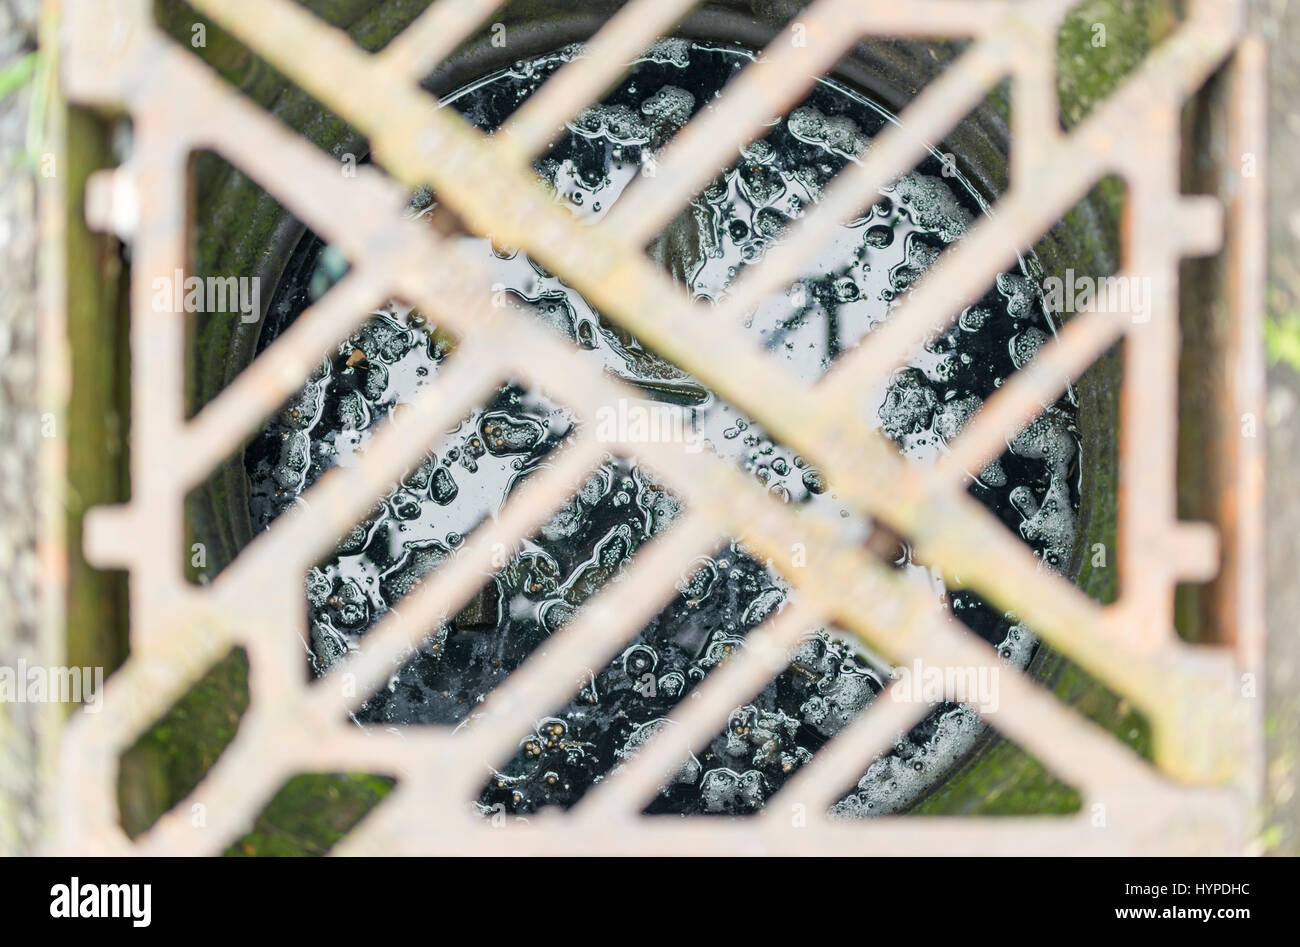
[244,41,1081,818]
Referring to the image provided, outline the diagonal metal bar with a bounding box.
[305,208,1168,808]
[377,0,511,85]
[376,222,1168,816]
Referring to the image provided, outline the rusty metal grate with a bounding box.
[46,0,1264,854]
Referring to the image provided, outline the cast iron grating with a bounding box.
[49,0,1264,854]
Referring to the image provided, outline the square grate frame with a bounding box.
[40,0,1266,855]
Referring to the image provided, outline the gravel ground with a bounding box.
[0,0,42,857]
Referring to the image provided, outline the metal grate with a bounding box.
[48,0,1264,854]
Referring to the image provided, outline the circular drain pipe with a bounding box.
[170,0,1130,835]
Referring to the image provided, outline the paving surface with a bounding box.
[0,0,42,857]
[1256,0,1300,856]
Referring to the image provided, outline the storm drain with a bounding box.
[48,0,1264,854]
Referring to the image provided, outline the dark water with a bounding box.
[246,41,1079,818]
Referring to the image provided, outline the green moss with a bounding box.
[64,106,129,678]
[1265,306,1300,374]
[117,648,250,838]
[225,773,396,856]
[912,737,1082,816]
[1056,0,1180,130]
